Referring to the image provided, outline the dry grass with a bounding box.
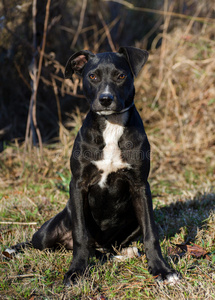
[0,6,215,299]
[137,18,215,177]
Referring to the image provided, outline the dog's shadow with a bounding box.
[93,192,215,264]
[153,192,215,243]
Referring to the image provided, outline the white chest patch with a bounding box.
[93,120,131,188]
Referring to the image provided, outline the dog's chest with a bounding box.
[93,120,131,188]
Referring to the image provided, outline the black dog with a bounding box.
[8,47,179,285]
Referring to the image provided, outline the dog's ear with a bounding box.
[118,46,148,77]
[64,50,95,78]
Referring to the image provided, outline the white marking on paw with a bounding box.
[166,273,180,285]
[121,247,140,258]
[4,248,16,255]
[113,247,141,261]
[93,118,131,188]
[2,248,17,259]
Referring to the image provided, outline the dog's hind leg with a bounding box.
[31,204,73,250]
[3,205,73,257]
[3,203,73,259]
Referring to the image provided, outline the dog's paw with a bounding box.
[113,247,141,261]
[156,271,180,285]
[2,248,17,259]
[63,271,75,287]
[2,241,32,259]
[165,272,180,284]
[63,269,83,287]
[148,264,180,285]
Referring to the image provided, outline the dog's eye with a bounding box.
[118,74,126,80]
[89,74,97,80]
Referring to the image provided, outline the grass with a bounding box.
[1,6,215,299]
[0,142,214,299]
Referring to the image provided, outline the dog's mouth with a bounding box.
[92,102,122,115]
[95,104,134,116]
[96,110,117,116]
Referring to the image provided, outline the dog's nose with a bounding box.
[99,93,114,107]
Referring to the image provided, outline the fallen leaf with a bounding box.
[175,243,209,259]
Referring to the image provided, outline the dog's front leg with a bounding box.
[63,179,91,286]
[131,181,178,282]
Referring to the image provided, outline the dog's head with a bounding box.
[65,47,148,115]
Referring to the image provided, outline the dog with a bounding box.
[7,47,179,286]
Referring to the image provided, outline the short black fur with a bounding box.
[10,47,179,285]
